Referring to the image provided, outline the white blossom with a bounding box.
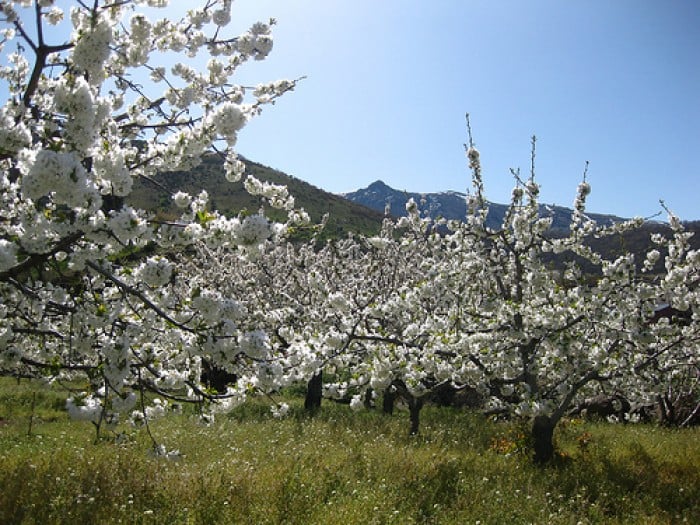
[135,257,173,288]
[0,239,18,272]
[232,214,272,246]
[172,191,192,208]
[212,102,246,143]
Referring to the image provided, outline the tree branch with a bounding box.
[85,260,196,333]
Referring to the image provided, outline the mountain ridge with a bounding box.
[342,179,627,230]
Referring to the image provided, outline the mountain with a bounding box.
[127,153,385,239]
[341,180,700,273]
[342,180,625,230]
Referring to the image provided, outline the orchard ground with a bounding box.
[1,377,698,525]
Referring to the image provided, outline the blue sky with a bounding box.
[230,0,699,220]
[4,1,699,219]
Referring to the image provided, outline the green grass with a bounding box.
[1,378,698,524]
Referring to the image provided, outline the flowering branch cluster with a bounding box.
[0,0,305,448]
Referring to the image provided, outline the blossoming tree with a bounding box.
[382,130,698,462]
[631,210,700,427]
[0,0,303,446]
[317,205,463,433]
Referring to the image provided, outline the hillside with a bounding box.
[127,153,385,239]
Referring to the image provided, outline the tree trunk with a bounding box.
[532,415,556,464]
[201,359,237,394]
[408,396,424,435]
[304,371,323,412]
[382,386,396,415]
[363,388,374,409]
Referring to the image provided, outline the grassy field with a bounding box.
[0,378,698,524]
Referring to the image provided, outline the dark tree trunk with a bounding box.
[304,371,323,412]
[201,359,237,394]
[408,396,424,435]
[363,388,374,409]
[100,193,124,215]
[532,415,556,464]
[382,387,396,415]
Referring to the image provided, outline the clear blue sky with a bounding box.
[230,0,699,220]
[5,1,699,220]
